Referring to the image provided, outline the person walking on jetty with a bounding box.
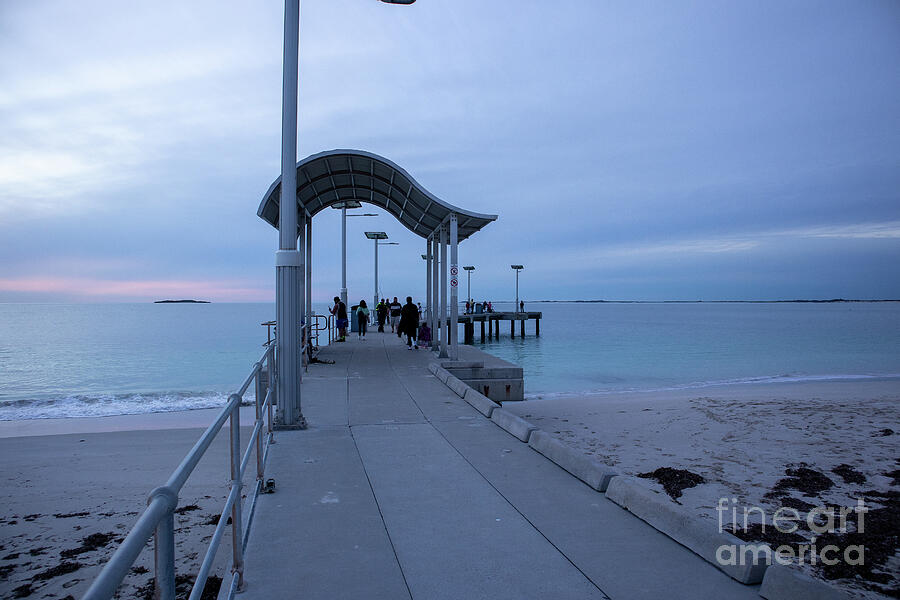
[376,298,388,332]
[356,300,369,340]
[389,297,402,334]
[519,300,524,312]
[399,296,419,349]
[331,296,348,342]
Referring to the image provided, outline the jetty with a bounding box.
[236,336,757,599]
[457,311,542,342]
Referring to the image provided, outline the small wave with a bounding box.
[524,373,900,400]
[0,391,232,420]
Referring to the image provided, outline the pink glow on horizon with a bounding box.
[0,276,273,302]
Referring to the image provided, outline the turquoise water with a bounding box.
[479,301,900,396]
[1,302,899,418]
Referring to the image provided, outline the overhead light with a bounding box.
[365,231,389,240]
[511,265,524,270]
[331,200,362,209]
[463,266,475,271]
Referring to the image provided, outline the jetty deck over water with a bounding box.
[240,334,758,600]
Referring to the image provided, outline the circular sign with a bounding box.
[450,278,458,287]
[450,266,459,276]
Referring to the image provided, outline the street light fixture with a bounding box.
[331,202,376,307]
[463,266,475,311]
[366,232,398,312]
[511,265,524,313]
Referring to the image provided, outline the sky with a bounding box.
[1,0,898,303]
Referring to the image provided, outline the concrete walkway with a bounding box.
[241,332,760,600]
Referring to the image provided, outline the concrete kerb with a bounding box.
[758,563,867,600]
[527,430,617,492]
[605,476,769,585]
[447,376,469,398]
[490,408,538,443]
[462,388,500,418]
[431,365,452,384]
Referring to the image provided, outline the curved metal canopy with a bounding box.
[258,149,497,241]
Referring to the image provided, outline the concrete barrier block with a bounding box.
[462,388,500,418]
[446,375,469,398]
[490,409,538,442]
[527,431,617,492]
[441,361,484,369]
[462,379,525,402]
[759,563,864,600]
[428,362,440,376]
[605,477,769,584]
[432,366,451,384]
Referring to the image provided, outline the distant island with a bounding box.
[153,299,210,304]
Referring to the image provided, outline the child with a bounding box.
[418,322,431,345]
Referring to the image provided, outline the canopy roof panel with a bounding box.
[258,149,497,241]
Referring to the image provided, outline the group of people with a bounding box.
[463,300,525,314]
[464,300,493,314]
[331,295,431,349]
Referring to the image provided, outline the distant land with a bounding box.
[153,299,210,304]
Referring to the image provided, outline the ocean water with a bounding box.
[479,301,900,397]
[1,302,899,419]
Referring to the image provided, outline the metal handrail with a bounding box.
[83,342,276,600]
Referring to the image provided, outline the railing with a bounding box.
[83,343,277,600]
[262,314,332,350]
[313,313,333,345]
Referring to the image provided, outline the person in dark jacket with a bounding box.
[376,299,388,332]
[398,296,419,349]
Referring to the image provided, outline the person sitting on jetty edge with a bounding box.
[399,296,419,349]
[331,296,348,342]
[356,300,369,341]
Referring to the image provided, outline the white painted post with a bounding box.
[306,215,312,349]
[374,238,379,314]
[275,0,303,427]
[431,236,439,351]
[439,225,448,358]
[340,206,348,309]
[298,231,305,371]
[425,237,432,326]
[450,213,459,360]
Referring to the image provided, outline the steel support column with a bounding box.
[431,236,439,351]
[425,236,432,326]
[298,231,306,369]
[306,216,312,350]
[374,238,379,314]
[340,206,348,308]
[449,214,459,360]
[274,0,304,428]
[439,225,448,358]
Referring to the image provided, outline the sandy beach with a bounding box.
[508,379,900,597]
[0,410,257,600]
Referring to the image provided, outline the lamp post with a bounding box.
[330,201,376,308]
[463,266,475,311]
[274,0,414,428]
[511,265,524,313]
[365,232,398,312]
